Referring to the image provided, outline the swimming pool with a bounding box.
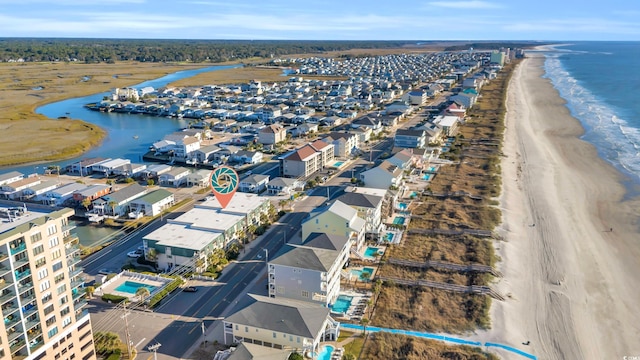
[409,191,418,198]
[316,345,335,360]
[114,281,156,295]
[332,295,353,314]
[351,267,374,281]
[422,174,431,180]
[364,246,383,259]
[441,147,450,152]
[385,232,394,242]
[332,161,345,168]
[428,166,437,172]
[393,216,405,225]
[398,202,408,210]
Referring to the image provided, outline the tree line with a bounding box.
[0,38,415,63]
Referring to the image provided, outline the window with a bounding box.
[297,337,300,343]
[33,244,45,255]
[62,316,71,328]
[57,284,67,295]
[46,316,56,327]
[80,341,93,351]
[79,330,91,341]
[48,326,59,338]
[53,343,58,349]
[40,280,51,292]
[31,232,42,243]
[59,295,68,306]
[60,306,70,316]
[51,249,62,260]
[82,350,95,360]
[54,273,65,284]
[35,257,46,268]
[273,332,277,338]
[61,348,67,355]
[301,290,309,298]
[52,261,63,272]
[47,225,57,236]
[245,326,248,333]
[49,236,59,248]
[38,268,49,280]
[44,304,54,316]
[42,293,53,304]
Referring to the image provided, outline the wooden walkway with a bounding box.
[376,275,506,301]
[422,190,484,201]
[407,228,494,238]
[387,258,502,277]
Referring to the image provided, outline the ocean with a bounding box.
[542,42,640,193]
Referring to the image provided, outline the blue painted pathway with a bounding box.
[340,323,537,360]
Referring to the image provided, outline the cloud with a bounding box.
[503,18,640,35]
[428,1,502,9]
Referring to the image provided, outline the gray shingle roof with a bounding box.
[302,232,349,251]
[334,192,382,209]
[270,244,339,272]
[225,294,330,339]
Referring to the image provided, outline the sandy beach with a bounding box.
[490,54,640,359]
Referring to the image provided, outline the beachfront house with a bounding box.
[334,191,385,239]
[268,232,351,307]
[394,129,426,149]
[301,200,366,251]
[280,145,321,178]
[431,115,460,137]
[359,160,403,190]
[223,294,340,354]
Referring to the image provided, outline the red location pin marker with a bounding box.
[209,166,239,209]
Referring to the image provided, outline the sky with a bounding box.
[1,0,640,41]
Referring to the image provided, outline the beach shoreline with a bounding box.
[490,54,640,359]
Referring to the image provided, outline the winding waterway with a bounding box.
[2,64,240,246]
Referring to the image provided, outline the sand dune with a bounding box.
[489,55,640,359]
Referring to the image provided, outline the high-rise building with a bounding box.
[0,204,95,360]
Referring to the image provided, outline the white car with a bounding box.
[127,250,143,258]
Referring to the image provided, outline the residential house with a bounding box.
[92,183,148,217]
[112,163,147,178]
[42,182,87,206]
[22,179,60,201]
[268,232,350,307]
[301,199,366,251]
[258,124,287,145]
[403,90,427,106]
[323,132,358,158]
[280,145,321,178]
[394,129,426,149]
[267,177,304,195]
[146,164,173,178]
[91,158,131,176]
[174,136,201,160]
[159,167,190,187]
[193,144,221,164]
[223,294,340,353]
[432,115,460,136]
[225,343,290,360]
[66,158,107,176]
[351,116,382,135]
[334,191,385,239]
[360,160,403,190]
[72,184,112,202]
[0,171,24,186]
[450,92,477,108]
[0,176,41,200]
[309,140,335,169]
[186,169,212,187]
[239,174,270,193]
[386,149,414,170]
[128,189,175,217]
[349,126,372,143]
[231,150,264,165]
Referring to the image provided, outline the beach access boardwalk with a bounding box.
[375,275,506,301]
[340,323,537,360]
[387,257,502,277]
[407,227,494,238]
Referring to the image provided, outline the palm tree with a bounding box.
[81,198,92,212]
[135,287,150,302]
[360,318,369,337]
[94,331,121,355]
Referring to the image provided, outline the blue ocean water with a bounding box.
[542,42,640,190]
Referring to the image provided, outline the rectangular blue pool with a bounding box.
[332,295,353,314]
[364,246,383,259]
[351,267,374,281]
[115,281,156,295]
[333,161,345,167]
[385,232,394,242]
[393,216,405,225]
[422,174,431,180]
[398,202,408,210]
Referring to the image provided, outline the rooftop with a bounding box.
[170,207,244,232]
[196,192,268,215]
[144,223,223,251]
[0,203,73,238]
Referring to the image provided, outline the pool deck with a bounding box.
[95,271,170,300]
[331,290,372,321]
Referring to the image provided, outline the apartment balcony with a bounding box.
[67,255,81,268]
[0,264,11,277]
[63,234,79,244]
[19,293,35,304]
[0,291,16,306]
[73,299,88,311]
[4,313,20,328]
[61,223,76,233]
[17,280,33,294]
[64,245,80,256]
[12,257,28,267]
[24,318,40,332]
[75,309,89,322]
[72,289,86,301]
[0,278,14,292]
[28,337,44,352]
[9,243,26,255]
[9,336,27,355]
[15,269,31,281]
[8,330,24,343]
[70,279,84,290]
[2,302,20,317]
[69,266,84,278]
[0,252,7,261]
[21,304,37,318]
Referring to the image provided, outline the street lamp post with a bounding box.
[263,249,268,263]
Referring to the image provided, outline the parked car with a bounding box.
[127,249,143,258]
[98,269,114,276]
[183,286,198,292]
